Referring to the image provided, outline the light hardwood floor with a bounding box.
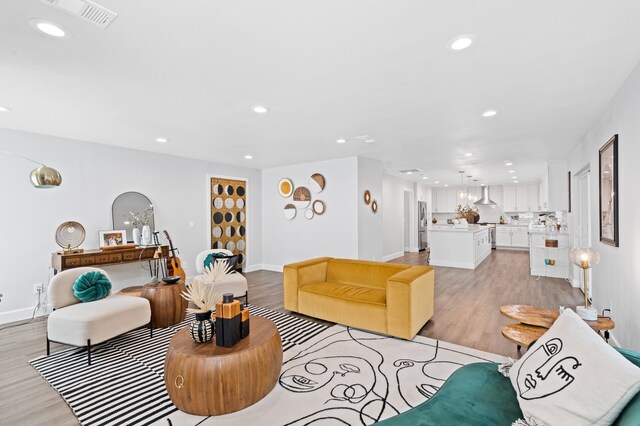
[0,250,583,425]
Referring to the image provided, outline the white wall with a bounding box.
[567,58,640,351]
[261,157,359,270]
[382,175,418,260]
[357,158,383,261]
[0,128,262,323]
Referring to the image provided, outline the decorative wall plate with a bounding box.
[293,186,311,208]
[312,200,326,215]
[284,204,297,220]
[304,208,314,220]
[371,199,378,214]
[363,190,371,205]
[278,178,294,197]
[309,173,326,193]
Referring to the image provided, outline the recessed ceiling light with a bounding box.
[244,155,253,160]
[155,137,169,143]
[422,176,428,180]
[511,176,518,179]
[514,181,519,183]
[508,170,515,173]
[482,110,497,118]
[504,161,513,166]
[464,152,473,157]
[435,181,440,184]
[448,34,477,51]
[444,184,449,187]
[364,139,375,143]
[0,106,12,112]
[29,19,71,38]
[406,171,412,175]
[252,105,269,114]
[336,138,347,144]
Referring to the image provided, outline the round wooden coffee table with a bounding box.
[164,315,282,416]
[500,304,615,351]
[141,282,188,329]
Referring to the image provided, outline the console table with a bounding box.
[51,245,169,274]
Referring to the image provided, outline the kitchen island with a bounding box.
[429,226,491,269]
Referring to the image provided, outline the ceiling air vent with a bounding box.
[38,0,118,29]
[398,168,422,174]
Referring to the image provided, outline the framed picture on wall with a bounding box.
[98,230,128,248]
[599,134,619,247]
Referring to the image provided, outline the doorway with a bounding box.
[573,167,592,292]
[403,190,413,252]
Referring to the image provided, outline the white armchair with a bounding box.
[193,249,248,304]
[46,267,151,365]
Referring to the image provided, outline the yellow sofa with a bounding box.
[283,257,434,340]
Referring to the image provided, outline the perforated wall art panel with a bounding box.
[211,177,246,270]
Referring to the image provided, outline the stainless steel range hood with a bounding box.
[474,185,496,206]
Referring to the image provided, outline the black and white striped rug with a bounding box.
[30,305,328,426]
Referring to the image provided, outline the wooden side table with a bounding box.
[500,304,615,351]
[141,282,188,329]
[164,316,283,416]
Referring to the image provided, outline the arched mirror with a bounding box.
[112,192,154,243]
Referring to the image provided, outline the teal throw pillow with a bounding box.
[203,252,228,270]
[73,271,112,302]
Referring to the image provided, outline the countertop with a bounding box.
[429,225,490,234]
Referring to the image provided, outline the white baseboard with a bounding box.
[243,264,262,273]
[0,304,52,325]
[383,252,405,262]
[429,259,476,269]
[260,264,283,272]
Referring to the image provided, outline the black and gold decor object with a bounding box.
[215,293,250,347]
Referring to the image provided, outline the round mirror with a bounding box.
[112,192,155,243]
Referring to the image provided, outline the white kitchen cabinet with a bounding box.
[503,185,516,212]
[528,184,540,211]
[511,227,529,248]
[540,161,568,211]
[447,188,460,212]
[495,227,512,246]
[516,186,528,212]
[496,225,529,249]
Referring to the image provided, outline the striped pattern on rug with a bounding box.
[30,305,327,426]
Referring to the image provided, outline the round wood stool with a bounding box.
[164,315,282,416]
[141,282,188,329]
[118,286,144,297]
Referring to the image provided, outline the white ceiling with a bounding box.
[1,0,640,186]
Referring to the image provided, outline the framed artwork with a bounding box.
[567,171,572,213]
[599,134,618,247]
[99,230,127,248]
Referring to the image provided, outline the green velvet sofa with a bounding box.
[379,348,640,425]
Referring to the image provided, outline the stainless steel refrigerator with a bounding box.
[418,201,428,250]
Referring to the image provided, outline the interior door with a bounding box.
[211,177,247,271]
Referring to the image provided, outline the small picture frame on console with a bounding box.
[99,230,128,248]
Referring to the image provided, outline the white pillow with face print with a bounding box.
[510,308,640,425]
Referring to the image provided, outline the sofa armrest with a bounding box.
[386,265,434,339]
[283,257,333,312]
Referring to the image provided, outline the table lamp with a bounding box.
[569,247,601,320]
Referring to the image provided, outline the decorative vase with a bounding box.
[190,311,215,343]
[132,227,142,245]
[141,225,151,245]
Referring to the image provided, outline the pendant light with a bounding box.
[1,150,62,188]
[466,176,473,202]
[473,179,479,202]
[458,171,466,200]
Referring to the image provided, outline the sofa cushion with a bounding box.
[509,308,640,425]
[47,295,150,346]
[326,259,408,290]
[300,282,386,306]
